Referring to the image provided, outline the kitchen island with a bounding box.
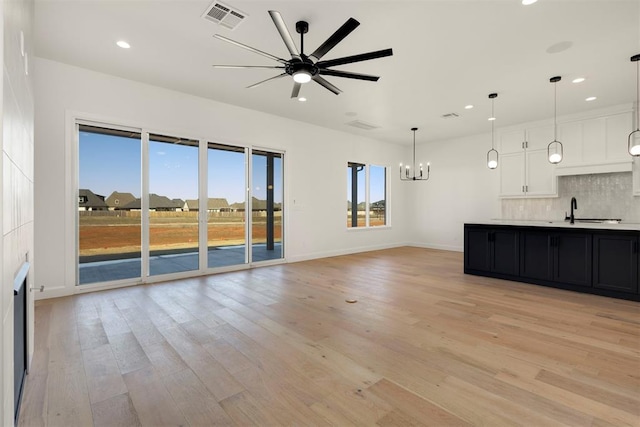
[464,221,640,301]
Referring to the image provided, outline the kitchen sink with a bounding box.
[569,218,621,224]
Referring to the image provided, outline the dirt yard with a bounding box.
[79,217,281,256]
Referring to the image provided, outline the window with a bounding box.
[347,162,387,228]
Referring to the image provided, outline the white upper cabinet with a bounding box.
[498,105,635,198]
[498,125,557,198]
[555,109,633,175]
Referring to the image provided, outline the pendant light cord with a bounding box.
[491,98,495,149]
[554,81,558,140]
[636,59,639,131]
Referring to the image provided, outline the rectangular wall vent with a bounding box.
[202,1,247,30]
[346,120,379,130]
[441,113,460,119]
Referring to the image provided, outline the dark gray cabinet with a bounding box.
[520,230,551,280]
[519,229,591,287]
[593,232,639,293]
[464,224,639,301]
[464,226,519,276]
[554,232,592,287]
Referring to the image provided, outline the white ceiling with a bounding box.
[34,0,640,145]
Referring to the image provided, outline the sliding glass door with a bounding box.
[78,124,142,285]
[77,121,284,286]
[207,143,247,268]
[251,150,284,262]
[148,134,200,276]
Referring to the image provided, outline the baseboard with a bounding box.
[407,242,463,252]
[287,242,407,263]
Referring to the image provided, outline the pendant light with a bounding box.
[629,54,640,156]
[487,93,499,169]
[399,127,430,181]
[547,76,563,164]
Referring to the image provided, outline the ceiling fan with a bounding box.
[212,10,393,98]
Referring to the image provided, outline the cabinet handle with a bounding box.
[525,185,529,192]
[522,185,525,193]
[634,240,639,254]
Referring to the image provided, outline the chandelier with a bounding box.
[400,127,430,181]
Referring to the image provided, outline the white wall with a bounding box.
[407,132,501,252]
[2,0,35,423]
[34,58,411,299]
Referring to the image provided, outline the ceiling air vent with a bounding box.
[346,120,379,130]
[202,1,247,30]
[441,113,460,119]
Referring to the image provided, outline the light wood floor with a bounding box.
[19,247,640,426]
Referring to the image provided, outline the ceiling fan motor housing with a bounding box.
[286,56,318,77]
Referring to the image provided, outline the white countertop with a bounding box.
[469,219,640,231]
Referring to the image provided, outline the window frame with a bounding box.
[346,161,389,230]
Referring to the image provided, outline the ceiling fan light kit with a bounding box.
[212,10,393,98]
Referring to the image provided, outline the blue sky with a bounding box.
[79,131,282,204]
[347,165,386,204]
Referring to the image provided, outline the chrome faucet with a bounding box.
[570,197,577,224]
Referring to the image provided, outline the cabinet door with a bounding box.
[605,112,633,162]
[500,152,525,197]
[465,227,491,272]
[520,231,552,280]
[593,234,638,293]
[526,125,555,151]
[500,129,525,154]
[525,149,557,197]
[557,121,583,166]
[492,229,519,276]
[554,233,592,287]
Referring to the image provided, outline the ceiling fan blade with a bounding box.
[318,69,380,81]
[316,48,393,68]
[213,34,287,63]
[291,82,302,98]
[268,10,301,59]
[212,65,286,69]
[310,18,360,61]
[312,75,342,95]
[247,73,288,89]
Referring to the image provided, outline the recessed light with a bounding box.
[298,97,307,102]
[585,96,597,101]
[522,0,538,5]
[464,105,474,110]
[488,117,496,121]
[116,40,131,49]
[572,77,586,83]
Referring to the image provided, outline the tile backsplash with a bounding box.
[501,172,640,223]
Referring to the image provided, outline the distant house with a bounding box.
[231,197,281,212]
[183,198,230,212]
[105,191,136,210]
[121,193,183,211]
[78,189,108,211]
